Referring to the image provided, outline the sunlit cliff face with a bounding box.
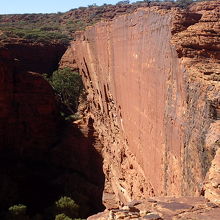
[0,1,219,219]
[70,1,220,206]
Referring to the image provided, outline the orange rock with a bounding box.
[59,46,79,70]
[70,1,220,207]
[88,197,220,220]
[205,147,220,204]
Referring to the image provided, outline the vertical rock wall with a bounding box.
[66,1,219,207]
[0,47,62,211]
[0,46,107,216]
[0,49,60,152]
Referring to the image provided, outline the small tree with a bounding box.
[55,196,79,218]
[44,68,83,115]
[8,204,29,220]
[55,213,73,220]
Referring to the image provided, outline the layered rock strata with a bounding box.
[65,1,220,207]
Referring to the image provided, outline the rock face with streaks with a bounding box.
[64,0,220,208]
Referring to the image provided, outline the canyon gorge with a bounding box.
[0,1,220,219]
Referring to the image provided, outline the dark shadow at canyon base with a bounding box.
[0,119,105,219]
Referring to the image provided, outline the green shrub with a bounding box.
[55,213,73,220]
[55,197,79,218]
[45,68,83,115]
[55,214,84,220]
[9,204,27,216]
[8,204,29,220]
[0,26,70,43]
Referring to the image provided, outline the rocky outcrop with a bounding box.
[205,147,220,205]
[59,46,79,70]
[0,38,68,150]
[88,197,220,220]
[67,0,220,207]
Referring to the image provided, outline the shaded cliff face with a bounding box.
[68,1,220,206]
[0,50,60,151]
[0,40,67,152]
[0,45,105,217]
[0,48,60,214]
[0,40,67,153]
[0,41,67,74]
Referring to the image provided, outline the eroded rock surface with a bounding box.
[88,197,220,220]
[205,147,220,205]
[65,0,220,208]
[59,46,79,71]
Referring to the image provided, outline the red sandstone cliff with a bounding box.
[0,35,69,150]
[0,36,68,151]
[0,46,61,211]
[0,1,219,218]
[62,1,220,209]
[0,40,105,216]
[0,48,60,152]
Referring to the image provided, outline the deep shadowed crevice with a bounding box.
[0,120,105,219]
[0,46,105,219]
[4,43,67,74]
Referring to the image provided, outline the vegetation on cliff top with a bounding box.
[0,0,209,44]
[0,26,71,44]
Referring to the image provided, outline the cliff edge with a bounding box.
[61,1,220,211]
